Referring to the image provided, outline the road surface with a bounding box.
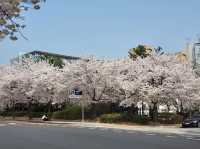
[0,123,199,149]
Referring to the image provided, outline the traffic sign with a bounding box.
[71,88,82,96]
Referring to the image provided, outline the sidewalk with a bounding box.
[1,119,200,136]
[50,121,200,136]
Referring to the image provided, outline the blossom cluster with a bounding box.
[0,53,199,112]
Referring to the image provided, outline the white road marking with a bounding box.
[113,129,123,133]
[76,126,85,128]
[186,137,194,140]
[99,128,109,131]
[126,131,136,134]
[146,133,156,136]
[0,124,6,127]
[192,138,200,141]
[8,123,16,125]
[165,135,176,138]
[88,127,97,130]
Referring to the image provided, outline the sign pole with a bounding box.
[70,88,84,122]
[81,96,85,122]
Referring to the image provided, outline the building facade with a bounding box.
[11,50,81,67]
[180,39,200,70]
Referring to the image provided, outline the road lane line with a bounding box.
[186,137,194,140]
[8,123,16,125]
[126,131,137,134]
[99,128,109,131]
[192,138,200,141]
[0,124,6,126]
[88,127,97,130]
[165,135,176,138]
[146,133,156,136]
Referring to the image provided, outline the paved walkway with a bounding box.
[1,120,200,136]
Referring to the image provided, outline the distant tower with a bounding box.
[181,38,194,63]
[192,38,200,69]
[185,38,191,61]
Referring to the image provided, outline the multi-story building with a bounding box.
[11,50,81,66]
[191,41,200,69]
[182,39,200,69]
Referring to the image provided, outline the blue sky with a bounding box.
[1,0,200,63]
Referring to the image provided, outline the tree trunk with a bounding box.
[47,101,52,119]
[149,106,153,120]
[180,102,184,115]
[152,102,158,123]
[91,103,97,118]
[165,104,170,112]
[141,101,145,115]
[12,100,15,120]
[28,102,32,120]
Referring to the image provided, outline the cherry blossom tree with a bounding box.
[0,59,64,113]
[0,0,45,40]
[64,58,115,103]
[115,53,200,120]
[0,54,200,120]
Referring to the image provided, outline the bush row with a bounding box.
[0,111,46,118]
[52,105,82,120]
[1,104,183,124]
[99,112,183,124]
[158,112,183,124]
[99,113,150,124]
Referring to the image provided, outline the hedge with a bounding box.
[0,111,46,118]
[99,113,122,123]
[99,113,150,124]
[158,113,183,124]
[52,105,82,120]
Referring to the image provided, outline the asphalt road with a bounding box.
[0,124,199,149]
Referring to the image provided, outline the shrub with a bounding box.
[158,113,183,124]
[0,111,27,117]
[52,111,66,119]
[120,112,149,124]
[0,111,48,118]
[99,112,150,124]
[99,113,122,123]
[86,102,120,119]
[131,115,150,124]
[52,105,82,120]
[29,112,47,118]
